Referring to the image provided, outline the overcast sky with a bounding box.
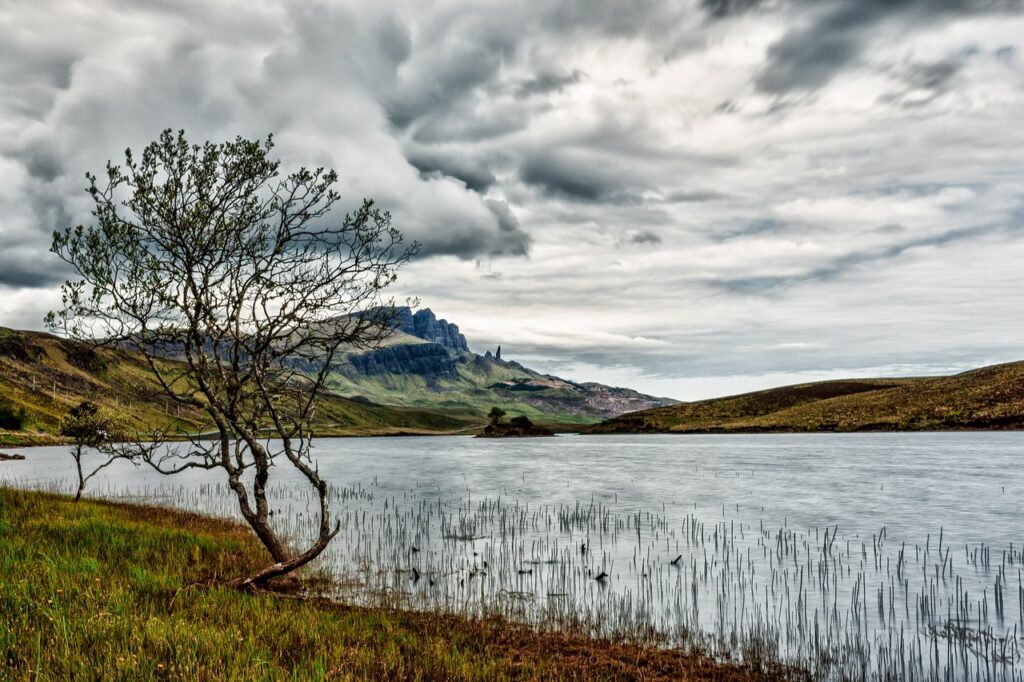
[2,0,1023,400]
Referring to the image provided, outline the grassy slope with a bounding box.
[329,357,594,424]
[588,362,1024,433]
[0,328,477,446]
[331,323,568,419]
[328,356,663,426]
[0,488,797,681]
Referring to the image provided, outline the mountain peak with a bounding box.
[393,307,469,354]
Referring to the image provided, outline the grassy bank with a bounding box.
[0,488,796,680]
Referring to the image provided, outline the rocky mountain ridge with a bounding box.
[333,307,676,421]
[392,307,469,353]
[344,342,459,379]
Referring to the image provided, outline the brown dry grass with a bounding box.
[589,362,1024,434]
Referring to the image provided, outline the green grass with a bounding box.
[327,358,624,426]
[588,362,1024,434]
[0,488,792,681]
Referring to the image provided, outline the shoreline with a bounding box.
[6,425,1023,452]
[0,487,803,681]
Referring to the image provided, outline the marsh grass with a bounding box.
[0,488,795,681]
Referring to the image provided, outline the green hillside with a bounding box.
[587,362,1024,434]
[320,307,675,424]
[0,328,476,446]
[327,354,666,425]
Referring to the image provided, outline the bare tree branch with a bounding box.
[49,129,418,587]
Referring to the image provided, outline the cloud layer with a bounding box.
[1,0,1023,399]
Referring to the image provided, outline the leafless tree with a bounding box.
[48,129,417,588]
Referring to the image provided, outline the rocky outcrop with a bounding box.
[336,306,677,420]
[344,343,459,379]
[477,416,555,438]
[391,308,469,354]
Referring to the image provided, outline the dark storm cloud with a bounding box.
[665,189,732,203]
[376,13,412,66]
[755,0,1022,93]
[541,0,699,46]
[0,29,77,93]
[0,0,540,278]
[0,256,69,289]
[407,151,497,192]
[879,56,970,107]
[484,200,522,234]
[415,211,530,258]
[386,0,701,142]
[515,70,584,99]
[519,151,644,203]
[410,105,530,145]
[714,222,1004,293]
[700,0,768,20]
[628,230,663,245]
[874,223,906,235]
[482,200,530,256]
[20,144,65,182]
[995,45,1016,62]
[384,18,517,131]
[713,218,789,241]
[902,58,965,92]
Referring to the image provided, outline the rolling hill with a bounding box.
[586,362,1024,434]
[0,327,477,446]
[0,307,674,445]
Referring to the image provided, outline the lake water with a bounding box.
[3,432,1022,680]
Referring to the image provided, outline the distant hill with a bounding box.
[324,307,676,424]
[0,308,675,446]
[586,363,1024,434]
[0,327,477,446]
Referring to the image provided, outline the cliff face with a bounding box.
[344,342,459,379]
[392,308,469,354]
[333,306,678,421]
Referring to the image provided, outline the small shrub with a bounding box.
[0,399,27,430]
[510,415,533,428]
[0,331,44,363]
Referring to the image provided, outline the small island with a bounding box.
[476,408,555,438]
[0,452,26,461]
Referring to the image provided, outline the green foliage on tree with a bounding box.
[59,401,122,502]
[488,406,506,425]
[59,401,112,446]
